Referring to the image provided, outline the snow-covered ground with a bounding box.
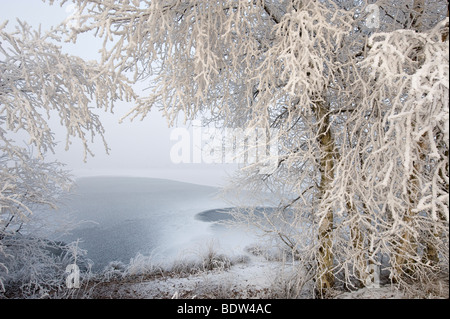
[91,254,284,299]
[87,252,418,299]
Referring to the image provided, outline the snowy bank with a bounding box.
[84,246,449,299]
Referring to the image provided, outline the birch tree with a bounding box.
[57,0,449,297]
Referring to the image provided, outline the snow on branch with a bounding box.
[0,20,136,160]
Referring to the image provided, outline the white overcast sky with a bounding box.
[1,0,237,187]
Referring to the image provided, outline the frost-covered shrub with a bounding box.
[168,243,240,275]
[101,261,127,282]
[0,236,92,298]
[124,253,164,279]
[200,245,232,272]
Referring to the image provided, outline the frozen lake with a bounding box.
[53,176,256,271]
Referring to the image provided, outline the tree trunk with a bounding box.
[347,199,371,288]
[394,127,427,280]
[315,102,335,296]
[392,0,434,282]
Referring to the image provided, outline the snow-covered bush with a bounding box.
[169,243,234,275]
[123,253,164,279]
[0,236,92,298]
[0,147,76,297]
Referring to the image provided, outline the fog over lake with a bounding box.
[53,176,256,271]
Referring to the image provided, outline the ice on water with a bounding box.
[52,176,256,271]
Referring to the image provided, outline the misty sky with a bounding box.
[1,0,238,187]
